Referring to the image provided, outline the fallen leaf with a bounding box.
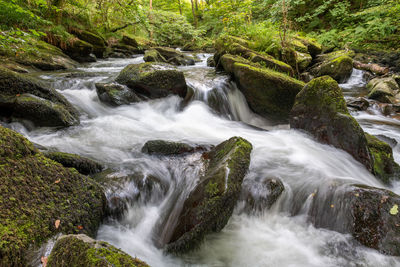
[77,225,83,230]
[41,256,48,267]
[55,219,60,229]
[54,179,61,184]
[354,193,359,197]
[330,204,334,208]
[390,204,399,215]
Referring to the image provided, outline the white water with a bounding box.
[9,57,400,266]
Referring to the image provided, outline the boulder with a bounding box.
[0,67,80,127]
[142,140,195,155]
[163,137,252,253]
[367,77,400,104]
[290,76,373,171]
[206,56,215,67]
[69,28,107,58]
[153,47,196,66]
[233,63,305,121]
[115,63,187,99]
[219,54,252,75]
[294,36,322,58]
[47,234,149,266]
[295,51,313,72]
[44,151,103,175]
[347,97,370,111]
[143,49,167,63]
[121,35,139,48]
[111,43,143,56]
[311,50,354,82]
[95,83,141,106]
[0,126,106,266]
[63,38,96,63]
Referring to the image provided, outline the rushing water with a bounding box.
[7,55,400,266]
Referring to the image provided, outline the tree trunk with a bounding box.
[178,0,182,15]
[191,0,198,28]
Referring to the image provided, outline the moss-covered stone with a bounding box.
[69,28,107,58]
[143,49,167,63]
[44,151,103,175]
[294,36,322,58]
[295,51,313,71]
[121,35,139,48]
[311,54,353,83]
[47,234,148,267]
[95,83,141,106]
[153,47,196,66]
[0,126,106,266]
[164,137,252,253]
[232,63,305,121]
[367,77,399,103]
[142,140,195,156]
[63,38,95,63]
[206,56,215,67]
[219,54,252,75]
[290,76,373,171]
[115,63,187,99]
[366,134,400,184]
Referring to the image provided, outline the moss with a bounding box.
[317,55,353,83]
[143,49,166,63]
[44,152,103,175]
[47,234,148,267]
[0,126,106,266]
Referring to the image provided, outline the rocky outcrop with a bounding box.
[63,38,96,63]
[115,63,187,99]
[47,234,149,266]
[367,77,400,104]
[44,151,103,175]
[0,126,106,266]
[69,28,107,58]
[163,137,252,253]
[95,83,141,106]
[310,50,354,82]
[0,67,80,127]
[290,76,373,171]
[142,140,196,155]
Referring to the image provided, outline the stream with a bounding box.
[7,55,400,266]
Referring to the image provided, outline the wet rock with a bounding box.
[95,83,141,106]
[63,38,96,63]
[219,54,251,75]
[375,134,398,148]
[367,77,399,104]
[153,47,196,66]
[0,126,106,266]
[207,56,215,67]
[294,36,322,58]
[164,137,252,253]
[142,140,195,155]
[143,49,167,63]
[115,63,187,99]
[310,50,354,82]
[44,151,103,175]
[48,234,149,266]
[121,35,139,48]
[290,76,373,172]
[233,63,305,121]
[366,134,400,184]
[69,28,107,58]
[111,43,143,56]
[241,177,285,213]
[347,97,370,111]
[0,67,80,127]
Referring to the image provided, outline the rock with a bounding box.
[153,47,196,66]
[69,28,107,58]
[44,151,103,175]
[233,63,305,121]
[247,51,295,75]
[219,54,252,75]
[143,49,167,63]
[121,35,139,48]
[366,134,400,184]
[207,56,215,67]
[142,140,195,155]
[163,137,252,253]
[95,83,141,106]
[347,97,370,111]
[47,234,149,266]
[111,43,143,56]
[0,126,106,266]
[115,63,187,99]
[310,184,400,256]
[63,38,96,63]
[0,67,80,127]
[294,36,322,58]
[311,50,354,82]
[290,76,373,171]
[367,77,399,103]
[241,177,285,213]
[375,134,398,148]
[295,51,313,72]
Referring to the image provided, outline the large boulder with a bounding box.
[311,50,354,82]
[47,234,149,266]
[142,140,196,156]
[143,49,167,63]
[162,137,252,253]
[0,126,106,266]
[121,35,139,48]
[233,63,305,121]
[367,77,400,104]
[0,67,80,127]
[115,63,187,99]
[294,36,322,58]
[95,83,141,106]
[63,38,96,63]
[44,151,103,175]
[150,47,196,66]
[290,76,373,171]
[310,183,400,256]
[69,28,107,58]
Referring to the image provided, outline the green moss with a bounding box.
[44,152,103,175]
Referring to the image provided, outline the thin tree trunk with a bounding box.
[191,0,197,28]
[178,0,182,15]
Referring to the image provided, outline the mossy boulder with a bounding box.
[163,137,252,253]
[63,38,96,63]
[69,29,107,58]
[295,51,313,72]
[0,67,80,127]
[366,134,400,184]
[219,54,252,75]
[47,234,148,267]
[143,49,167,63]
[232,63,305,121]
[44,151,103,175]
[153,47,196,66]
[142,140,195,156]
[115,63,187,99]
[290,76,373,171]
[0,126,107,266]
[121,35,139,48]
[111,43,143,56]
[311,50,355,82]
[367,77,400,104]
[95,83,141,106]
[294,36,322,58]
[207,56,215,67]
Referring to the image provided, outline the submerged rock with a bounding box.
[44,151,103,175]
[290,76,373,171]
[311,50,354,82]
[95,83,141,106]
[367,77,400,104]
[115,63,187,99]
[142,140,195,155]
[48,234,149,266]
[0,67,79,127]
[0,126,106,266]
[164,137,252,253]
